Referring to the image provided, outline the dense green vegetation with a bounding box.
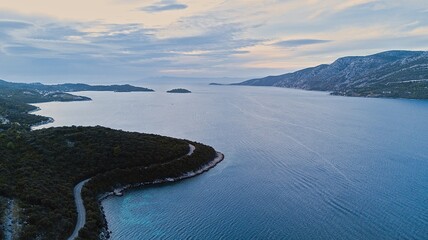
[0,126,216,239]
[167,88,192,93]
[0,80,219,240]
[0,98,50,131]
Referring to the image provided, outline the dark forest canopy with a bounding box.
[0,126,216,240]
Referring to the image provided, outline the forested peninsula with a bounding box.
[0,79,222,240]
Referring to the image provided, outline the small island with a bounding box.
[167,88,192,93]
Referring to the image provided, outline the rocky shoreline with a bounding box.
[97,151,224,239]
[28,106,55,130]
[100,151,224,200]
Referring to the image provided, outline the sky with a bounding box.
[0,0,427,83]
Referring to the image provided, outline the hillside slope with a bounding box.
[235,50,428,99]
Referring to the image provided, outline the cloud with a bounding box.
[0,12,264,82]
[274,39,332,47]
[3,45,51,55]
[141,0,188,13]
[1,0,428,82]
[30,24,86,41]
[0,20,33,30]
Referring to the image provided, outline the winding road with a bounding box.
[68,144,198,240]
[68,179,90,240]
[3,199,14,240]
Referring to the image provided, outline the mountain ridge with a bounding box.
[232,50,428,99]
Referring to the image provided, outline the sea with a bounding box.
[34,81,428,240]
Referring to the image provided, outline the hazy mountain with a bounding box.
[233,50,428,99]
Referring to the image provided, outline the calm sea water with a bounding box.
[34,83,428,240]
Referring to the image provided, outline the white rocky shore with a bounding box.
[30,117,54,129]
[100,151,224,200]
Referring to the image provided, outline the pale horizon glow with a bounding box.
[0,0,427,83]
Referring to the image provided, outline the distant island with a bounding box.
[0,79,154,94]
[221,50,428,99]
[167,88,192,93]
[0,79,223,240]
[0,79,154,130]
[0,79,154,105]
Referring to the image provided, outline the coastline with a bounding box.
[30,117,54,129]
[216,84,428,100]
[99,151,224,200]
[28,105,55,130]
[27,106,42,114]
[68,147,224,240]
[97,151,224,239]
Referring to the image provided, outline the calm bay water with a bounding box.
[34,83,428,239]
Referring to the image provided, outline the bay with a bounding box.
[34,83,428,240]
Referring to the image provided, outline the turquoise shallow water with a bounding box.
[34,83,428,239]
